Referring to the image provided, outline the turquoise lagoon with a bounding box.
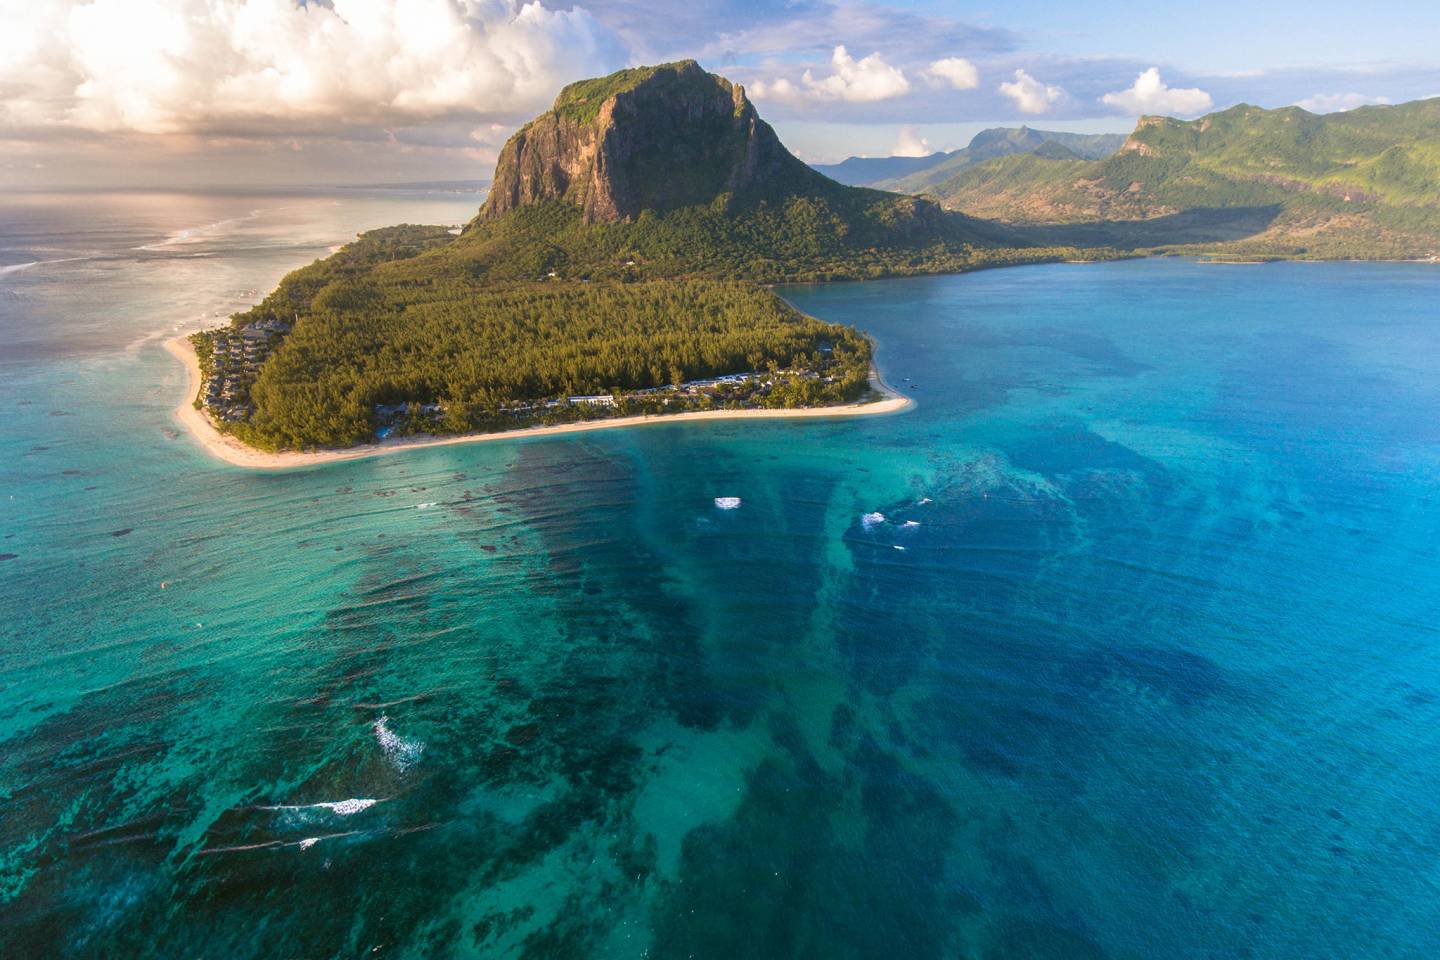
[2,192,1440,958]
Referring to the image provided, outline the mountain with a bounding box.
[480,62,816,223]
[807,128,1125,190]
[876,127,1127,194]
[808,152,951,187]
[908,99,1440,258]
[208,62,1091,451]
[445,61,1073,283]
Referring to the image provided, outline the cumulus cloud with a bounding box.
[924,57,979,90]
[1295,92,1393,113]
[891,127,931,157]
[998,69,1065,115]
[746,77,798,102]
[0,0,624,136]
[750,45,909,104]
[1101,68,1213,117]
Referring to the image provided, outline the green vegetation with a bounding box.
[450,196,1088,284]
[551,64,678,124]
[226,272,872,450]
[809,128,1126,190]
[906,99,1440,259]
[189,331,215,409]
[870,128,1128,193]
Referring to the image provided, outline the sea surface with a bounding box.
[2,191,1439,958]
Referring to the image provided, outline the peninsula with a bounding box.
[175,60,1095,464]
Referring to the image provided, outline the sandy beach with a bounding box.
[165,336,912,470]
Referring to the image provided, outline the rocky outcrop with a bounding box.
[479,61,819,224]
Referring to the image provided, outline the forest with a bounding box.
[222,272,873,450]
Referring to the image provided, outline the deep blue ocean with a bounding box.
[2,191,1439,958]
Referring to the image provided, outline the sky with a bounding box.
[2,0,1437,188]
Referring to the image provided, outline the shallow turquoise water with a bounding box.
[3,194,1440,958]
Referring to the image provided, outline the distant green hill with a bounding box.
[808,152,951,187]
[809,127,1125,188]
[872,128,1127,193]
[909,99,1440,258]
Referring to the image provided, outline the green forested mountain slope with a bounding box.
[911,99,1440,258]
[808,127,1125,190]
[872,128,1127,193]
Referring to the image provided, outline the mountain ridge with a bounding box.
[809,128,1126,188]
[904,98,1440,257]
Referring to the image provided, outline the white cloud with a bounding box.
[0,0,623,136]
[892,127,931,157]
[750,45,909,105]
[924,57,979,91]
[1101,68,1213,117]
[746,77,800,102]
[1295,92,1393,113]
[998,69,1065,115]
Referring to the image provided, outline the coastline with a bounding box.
[165,336,912,470]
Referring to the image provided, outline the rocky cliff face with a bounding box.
[478,61,819,224]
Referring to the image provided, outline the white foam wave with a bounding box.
[0,256,89,278]
[259,798,380,817]
[374,714,424,771]
[900,520,921,529]
[416,502,437,509]
[135,209,267,252]
[713,496,741,510]
[917,497,933,505]
[198,831,360,856]
[861,511,886,530]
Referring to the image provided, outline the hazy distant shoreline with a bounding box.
[165,336,911,471]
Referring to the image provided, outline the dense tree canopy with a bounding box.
[226,272,870,450]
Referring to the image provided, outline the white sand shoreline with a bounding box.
[164,336,913,470]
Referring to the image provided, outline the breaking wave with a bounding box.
[374,714,425,771]
[259,798,381,817]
